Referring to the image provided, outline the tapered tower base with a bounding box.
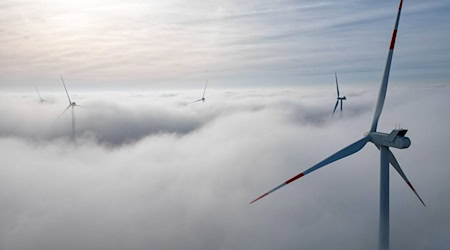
[379,146,390,250]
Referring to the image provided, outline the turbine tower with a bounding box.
[250,1,424,250]
[56,75,83,140]
[191,80,208,103]
[332,73,346,117]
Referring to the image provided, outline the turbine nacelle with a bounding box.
[338,96,346,100]
[71,102,76,106]
[368,128,411,149]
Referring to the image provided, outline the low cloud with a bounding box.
[0,86,449,250]
[0,88,371,145]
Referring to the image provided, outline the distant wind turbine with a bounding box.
[190,80,208,103]
[332,73,346,117]
[250,1,424,250]
[56,75,83,139]
[35,85,45,103]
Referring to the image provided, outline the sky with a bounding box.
[1,0,450,249]
[1,0,450,91]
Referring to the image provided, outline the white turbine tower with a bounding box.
[332,73,346,117]
[250,1,425,250]
[56,75,83,139]
[191,80,208,103]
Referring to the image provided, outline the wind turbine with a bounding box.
[56,75,82,139]
[250,1,424,250]
[191,80,208,103]
[35,85,45,103]
[332,73,346,117]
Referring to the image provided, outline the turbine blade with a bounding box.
[54,105,71,122]
[387,149,426,207]
[189,99,203,104]
[332,100,339,116]
[202,80,208,99]
[35,85,43,101]
[250,136,370,204]
[370,0,403,132]
[335,73,339,97]
[60,74,72,105]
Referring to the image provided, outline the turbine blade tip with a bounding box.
[249,193,268,204]
[407,181,426,207]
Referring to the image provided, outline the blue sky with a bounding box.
[0,0,449,90]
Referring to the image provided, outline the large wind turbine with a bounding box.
[56,75,82,139]
[250,1,424,250]
[332,73,346,117]
[191,80,208,103]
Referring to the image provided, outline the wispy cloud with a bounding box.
[0,0,449,90]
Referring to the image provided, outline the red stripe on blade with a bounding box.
[285,173,304,184]
[407,182,427,207]
[389,30,398,50]
[399,0,403,10]
[407,182,416,192]
[250,193,268,204]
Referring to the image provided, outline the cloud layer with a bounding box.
[1,86,449,250]
[0,87,374,145]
